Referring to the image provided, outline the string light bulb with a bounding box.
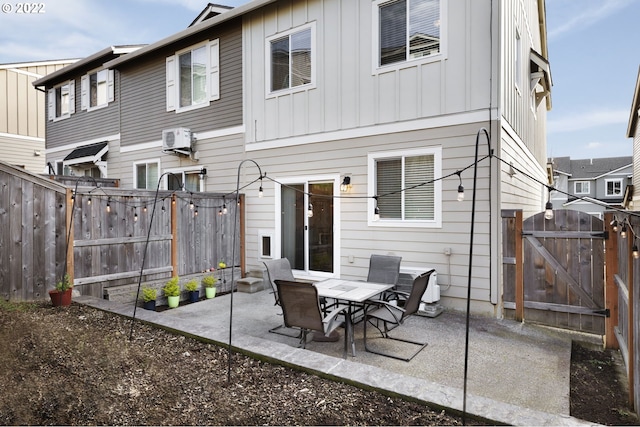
[133,208,138,222]
[258,185,263,198]
[222,203,227,215]
[633,243,639,259]
[307,203,314,218]
[189,199,194,210]
[621,224,628,239]
[106,198,111,213]
[456,171,464,202]
[87,197,91,205]
[611,219,619,232]
[373,196,380,221]
[544,201,554,220]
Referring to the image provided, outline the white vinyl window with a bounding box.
[368,147,442,227]
[47,80,75,121]
[164,168,204,192]
[81,69,114,111]
[266,22,315,95]
[574,181,590,195]
[373,0,442,69]
[605,179,623,197]
[166,39,220,113]
[134,160,160,190]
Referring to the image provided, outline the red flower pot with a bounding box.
[49,289,72,307]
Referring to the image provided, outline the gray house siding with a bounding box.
[45,71,121,149]
[118,19,243,147]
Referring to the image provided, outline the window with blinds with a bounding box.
[376,0,441,67]
[375,153,435,221]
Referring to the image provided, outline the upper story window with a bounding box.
[134,160,160,190]
[605,178,623,197]
[81,69,114,111]
[368,147,442,227]
[166,39,219,113]
[374,0,442,69]
[47,80,75,121]
[574,181,590,195]
[266,22,315,95]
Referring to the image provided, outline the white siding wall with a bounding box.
[633,121,640,210]
[244,0,496,144]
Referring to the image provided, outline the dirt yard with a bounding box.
[0,300,637,426]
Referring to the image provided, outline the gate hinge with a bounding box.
[593,308,610,317]
[593,231,609,239]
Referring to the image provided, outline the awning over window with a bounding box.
[530,49,552,109]
[63,142,108,167]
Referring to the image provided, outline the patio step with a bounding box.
[237,276,264,293]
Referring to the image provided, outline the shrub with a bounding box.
[163,276,181,297]
[55,274,72,292]
[185,279,198,292]
[201,275,217,288]
[141,286,157,302]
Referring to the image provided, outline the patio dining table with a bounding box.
[314,278,394,356]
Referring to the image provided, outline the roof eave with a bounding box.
[104,0,277,69]
[32,45,145,87]
[626,66,640,138]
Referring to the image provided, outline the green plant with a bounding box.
[141,286,157,302]
[185,279,198,292]
[55,274,72,292]
[202,275,217,288]
[163,276,181,297]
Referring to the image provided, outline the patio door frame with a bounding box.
[274,174,341,278]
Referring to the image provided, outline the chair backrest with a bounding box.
[263,258,295,305]
[275,280,324,332]
[367,254,402,285]
[402,269,436,320]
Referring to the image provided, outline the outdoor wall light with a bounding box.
[340,176,352,192]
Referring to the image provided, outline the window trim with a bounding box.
[605,178,623,197]
[265,22,316,98]
[133,159,161,190]
[166,39,220,114]
[573,181,590,195]
[371,0,446,74]
[47,80,75,121]
[367,146,442,228]
[163,166,205,192]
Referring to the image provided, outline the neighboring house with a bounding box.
[33,0,552,317]
[548,156,633,218]
[627,66,640,211]
[32,46,144,178]
[0,59,77,173]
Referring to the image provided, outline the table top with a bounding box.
[314,279,394,303]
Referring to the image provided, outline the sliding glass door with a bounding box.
[281,181,334,274]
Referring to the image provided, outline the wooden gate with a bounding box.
[503,209,606,334]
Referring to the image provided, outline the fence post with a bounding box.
[515,210,524,321]
[604,212,619,349]
[627,216,635,408]
[65,188,74,284]
[171,193,178,277]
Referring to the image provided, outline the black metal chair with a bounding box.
[363,269,435,362]
[275,280,349,358]
[263,258,300,337]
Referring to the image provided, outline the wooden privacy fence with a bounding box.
[0,161,244,302]
[66,188,243,298]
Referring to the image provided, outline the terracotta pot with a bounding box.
[49,289,72,307]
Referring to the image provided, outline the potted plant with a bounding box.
[141,286,157,311]
[49,273,72,307]
[185,279,200,303]
[163,276,181,308]
[202,274,217,299]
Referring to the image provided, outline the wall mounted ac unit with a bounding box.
[162,127,192,151]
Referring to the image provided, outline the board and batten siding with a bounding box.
[501,0,548,166]
[118,19,243,148]
[242,121,498,315]
[633,122,640,210]
[243,0,497,145]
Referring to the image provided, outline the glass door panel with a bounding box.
[281,184,305,270]
[309,183,333,273]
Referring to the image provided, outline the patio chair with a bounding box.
[275,279,349,358]
[367,254,402,289]
[363,269,435,362]
[263,258,300,337]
